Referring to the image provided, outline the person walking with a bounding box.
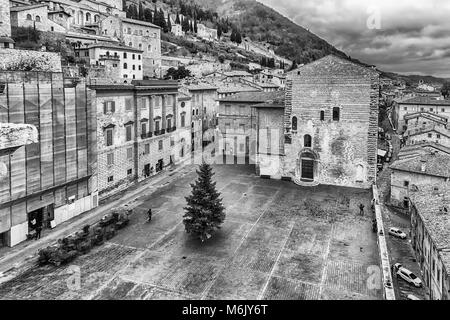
[35,225,42,240]
[359,203,365,216]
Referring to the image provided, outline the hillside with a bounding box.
[192,0,349,64]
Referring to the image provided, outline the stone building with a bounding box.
[39,0,125,29]
[404,126,450,148]
[74,42,143,83]
[181,83,219,151]
[390,152,450,210]
[217,90,284,161]
[0,72,98,247]
[410,183,450,300]
[256,55,379,189]
[9,3,67,33]
[403,112,448,133]
[197,23,217,41]
[99,16,161,79]
[91,80,191,198]
[394,97,450,134]
[0,0,15,48]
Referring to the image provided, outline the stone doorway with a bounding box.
[301,159,314,181]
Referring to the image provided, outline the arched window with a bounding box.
[333,107,340,121]
[148,44,152,52]
[292,116,297,131]
[94,15,100,22]
[123,63,128,69]
[86,12,91,22]
[304,134,312,148]
[128,42,133,47]
[138,43,142,50]
[35,15,41,22]
[26,14,32,20]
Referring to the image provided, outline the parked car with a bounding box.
[395,265,423,287]
[389,227,407,239]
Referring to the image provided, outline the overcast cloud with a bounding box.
[257,0,450,78]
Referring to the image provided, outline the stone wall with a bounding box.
[0,0,11,37]
[0,48,62,72]
[279,55,379,189]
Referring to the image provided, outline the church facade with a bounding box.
[255,55,380,189]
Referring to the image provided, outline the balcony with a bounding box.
[141,132,153,139]
[167,126,177,133]
[154,130,161,136]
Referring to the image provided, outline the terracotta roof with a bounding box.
[405,126,450,139]
[86,42,143,52]
[399,96,450,106]
[398,142,450,160]
[184,83,218,91]
[10,4,47,11]
[410,184,450,250]
[404,111,448,121]
[121,17,160,29]
[390,152,450,178]
[218,90,285,103]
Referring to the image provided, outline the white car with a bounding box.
[389,227,407,239]
[395,265,423,288]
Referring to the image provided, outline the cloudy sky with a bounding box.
[258,0,450,78]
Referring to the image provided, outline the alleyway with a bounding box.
[376,131,427,300]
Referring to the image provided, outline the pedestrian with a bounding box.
[147,208,152,222]
[35,225,42,240]
[359,203,365,216]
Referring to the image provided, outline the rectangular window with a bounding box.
[144,143,150,154]
[437,134,441,139]
[404,181,409,187]
[167,118,172,129]
[155,120,160,132]
[421,107,424,112]
[127,168,133,175]
[105,128,113,146]
[320,110,325,121]
[107,153,114,165]
[430,108,433,112]
[239,143,245,152]
[125,98,133,111]
[132,65,135,70]
[132,54,135,60]
[104,101,116,113]
[332,107,340,121]
[171,137,175,147]
[239,124,245,132]
[181,114,185,127]
[225,105,231,115]
[155,96,161,107]
[126,124,133,141]
[428,133,432,138]
[123,52,127,59]
[107,176,114,182]
[141,122,147,136]
[404,107,407,111]
[127,147,133,159]
[158,140,163,150]
[442,108,445,113]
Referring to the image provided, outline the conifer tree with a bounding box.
[217,24,222,39]
[138,2,144,20]
[167,13,172,31]
[183,162,225,242]
[175,12,181,24]
[194,19,198,33]
[144,8,153,23]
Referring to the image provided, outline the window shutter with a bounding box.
[103,102,107,114]
[111,101,116,113]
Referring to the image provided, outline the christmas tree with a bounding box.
[183,162,225,242]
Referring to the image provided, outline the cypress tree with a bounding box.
[183,162,225,242]
[194,19,198,33]
[138,2,144,20]
[167,13,172,32]
[175,12,181,24]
